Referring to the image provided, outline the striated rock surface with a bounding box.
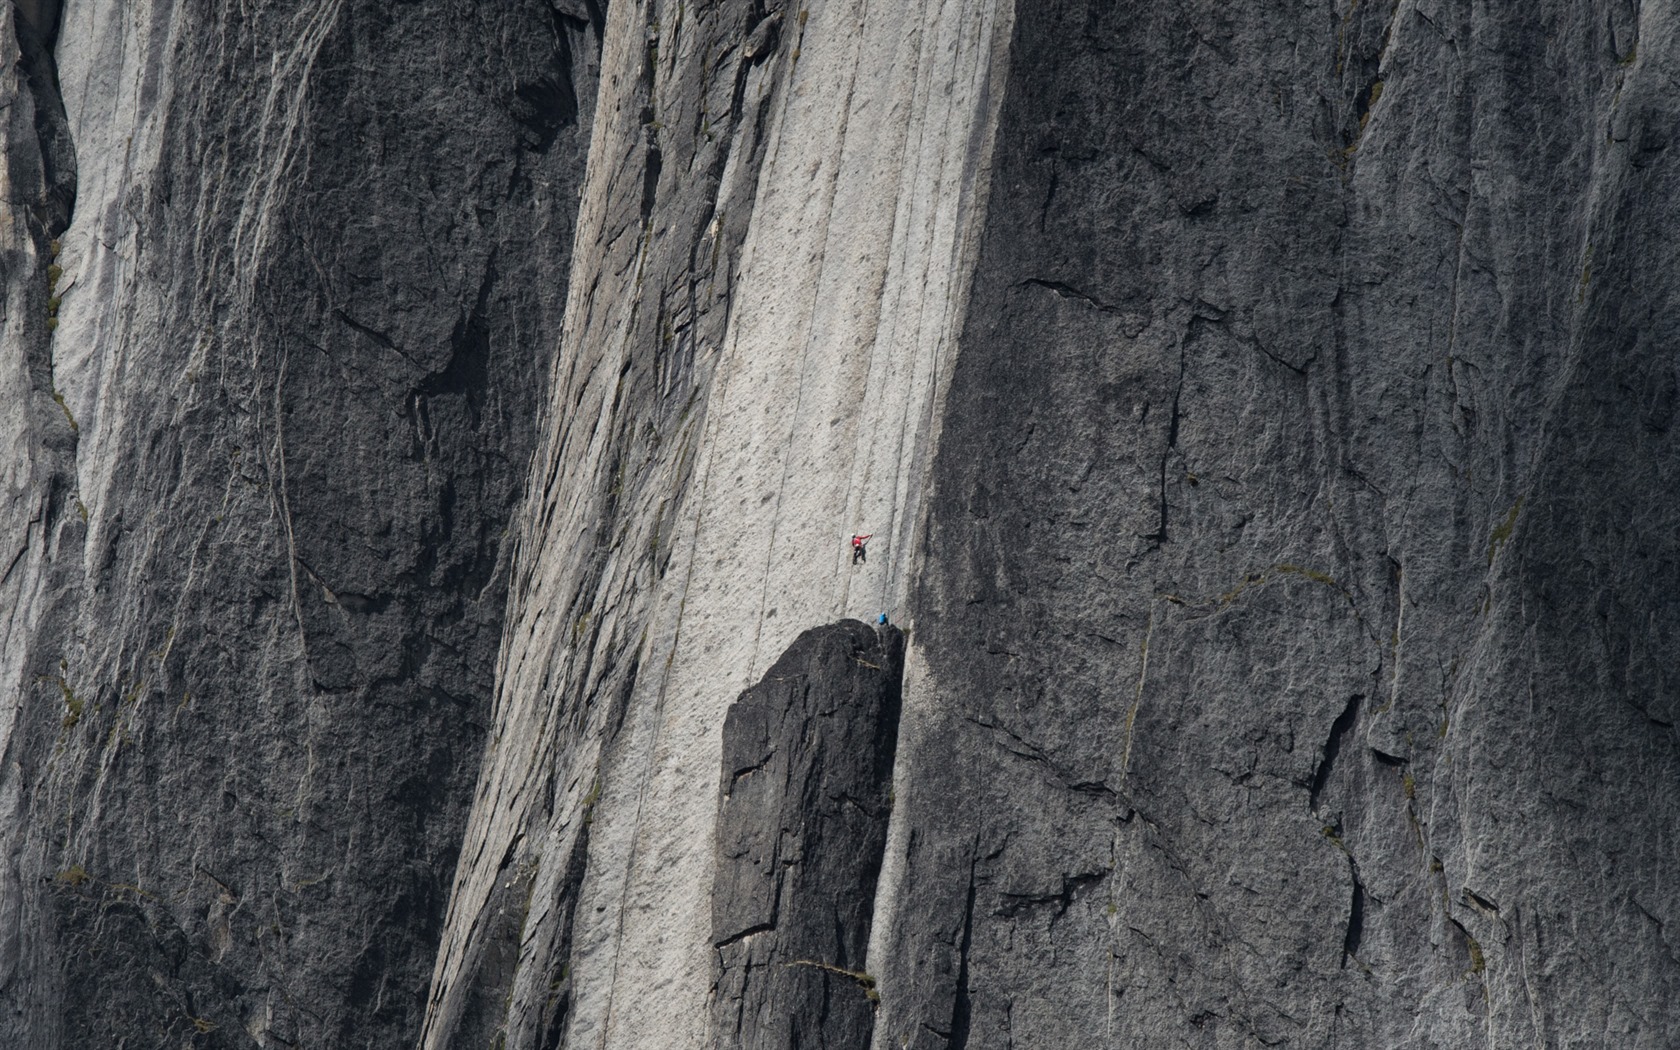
[0,2,600,1046]
[420,2,1011,1047]
[868,2,1680,1048]
[2,1,1678,1048]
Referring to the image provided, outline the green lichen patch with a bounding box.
[1486,497,1523,565]
[56,863,90,888]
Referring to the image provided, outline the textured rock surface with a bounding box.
[712,620,903,1050]
[422,2,1011,1047]
[3,1,1678,1048]
[0,2,600,1046]
[868,2,1680,1048]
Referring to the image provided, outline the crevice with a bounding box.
[1341,875,1366,967]
[949,858,978,1049]
[13,0,77,236]
[508,5,581,153]
[1151,346,1187,544]
[1020,277,1121,314]
[996,870,1107,922]
[1463,887,1500,916]
[728,35,757,121]
[531,813,596,1050]
[637,23,663,227]
[333,310,419,366]
[1447,916,1488,987]
[713,921,775,951]
[1038,169,1059,231]
[966,715,1122,805]
[416,254,499,429]
[1631,897,1678,965]
[640,138,663,227]
[579,0,606,47]
[744,11,782,63]
[724,755,771,795]
[1252,334,1309,376]
[1309,694,1362,811]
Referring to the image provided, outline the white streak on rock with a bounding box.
[427,1,1014,1046]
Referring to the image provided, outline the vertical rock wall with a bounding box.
[0,2,600,1046]
[0,11,77,1041]
[869,1,1680,1048]
[2,1,1676,1048]
[423,2,1014,1047]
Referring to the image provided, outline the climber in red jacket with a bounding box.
[851,533,873,565]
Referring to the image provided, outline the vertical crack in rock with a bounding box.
[947,859,978,1050]
[1342,875,1367,968]
[1309,693,1362,813]
[0,1,85,1038]
[11,0,75,235]
[711,620,904,1050]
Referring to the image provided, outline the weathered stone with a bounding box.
[713,620,903,1050]
[0,3,601,1046]
[422,3,1013,1047]
[868,3,1680,1049]
[4,2,1679,1048]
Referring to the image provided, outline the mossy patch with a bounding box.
[51,389,78,432]
[784,959,880,1003]
[1486,498,1523,565]
[1276,563,1338,587]
[1358,80,1384,134]
[581,777,602,826]
[56,863,90,888]
[39,673,83,728]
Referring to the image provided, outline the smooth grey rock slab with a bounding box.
[423,2,1015,1046]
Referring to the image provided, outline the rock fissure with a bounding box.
[11,0,75,235]
[1309,693,1363,812]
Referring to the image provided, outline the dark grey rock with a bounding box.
[10,0,74,235]
[870,2,1680,1049]
[713,620,903,1050]
[0,3,602,1047]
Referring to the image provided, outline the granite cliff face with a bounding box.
[0,2,601,1044]
[875,3,1680,1046]
[2,1,1677,1048]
